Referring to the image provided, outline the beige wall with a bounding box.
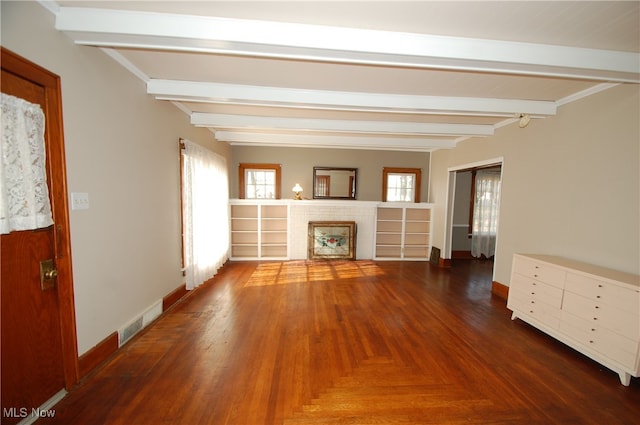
[430,84,639,285]
[231,146,430,201]
[2,1,231,355]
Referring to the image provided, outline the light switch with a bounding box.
[71,192,89,210]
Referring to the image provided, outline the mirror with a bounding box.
[313,167,357,199]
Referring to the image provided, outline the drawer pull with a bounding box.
[531,292,535,295]
[593,317,598,321]
[597,284,603,288]
[589,340,594,344]
[534,274,538,278]
[595,306,599,309]
[596,295,601,299]
[591,328,596,332]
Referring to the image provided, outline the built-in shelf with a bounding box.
[230,201,288,260]
[260,205,288,258]
[375,204,432,260]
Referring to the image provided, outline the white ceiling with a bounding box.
[45,1,639,152]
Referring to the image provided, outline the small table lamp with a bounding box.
[292,184,303,200]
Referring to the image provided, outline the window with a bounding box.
[181,139,229,289]
[470,169,501,258]
[239,163,281,199]
[382,167,421,202]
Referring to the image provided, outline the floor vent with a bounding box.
[142,301,162,327]
[117,300,163,348]
[118,317,143,347]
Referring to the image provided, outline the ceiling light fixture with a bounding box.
[518,113,531,128]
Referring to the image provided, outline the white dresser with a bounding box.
[507,254,640,386]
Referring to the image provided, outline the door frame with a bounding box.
[2,47,79,389]
[443,157,504,279]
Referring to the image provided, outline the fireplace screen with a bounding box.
[308,221,356,260]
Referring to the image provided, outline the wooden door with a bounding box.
[1,48,78,424]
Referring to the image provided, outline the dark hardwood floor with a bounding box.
[42,260,639,424]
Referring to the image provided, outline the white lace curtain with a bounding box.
[1,93,54,234]
[471,170,501,258]
[181,139,229,290]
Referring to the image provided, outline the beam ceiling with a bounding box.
[48,2,640,151]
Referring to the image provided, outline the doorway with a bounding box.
[443,158,504,279]
[1,48,78,424]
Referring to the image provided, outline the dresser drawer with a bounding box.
[565,272,639,314]
[508,293,561,329]
[511,273,563,308]
[512,256,566,288]
[562,292,639,340]
[560,311,639,368]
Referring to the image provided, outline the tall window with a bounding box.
[239,163,281,199]
[471,170,501,259]
[383,167,421,202]
[181,139,229,290]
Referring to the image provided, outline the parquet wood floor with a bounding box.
[42,260,640,424]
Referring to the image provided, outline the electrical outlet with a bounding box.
[71,192,90,210]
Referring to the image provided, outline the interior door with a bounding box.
[1,49,78,424]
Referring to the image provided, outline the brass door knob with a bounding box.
[40,259,58,290]
[44,268,58,280]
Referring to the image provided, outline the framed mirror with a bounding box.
[313,167,357,199]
